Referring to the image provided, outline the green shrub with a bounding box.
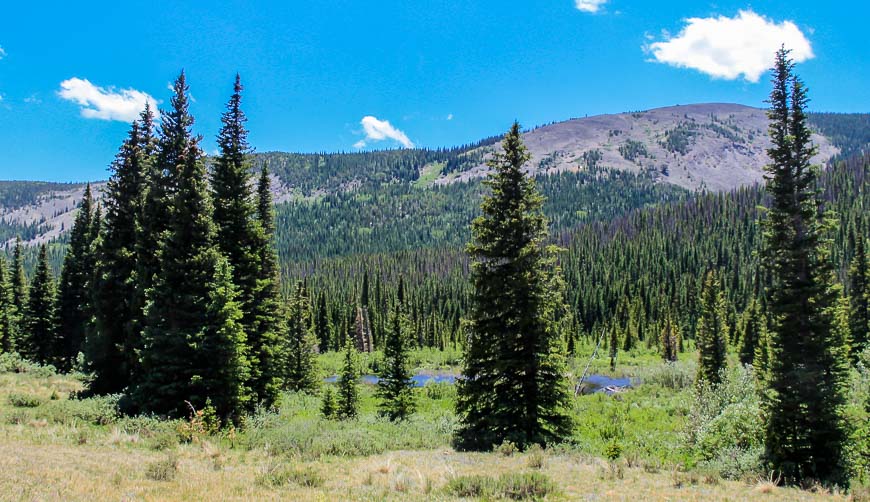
[498,472,557,500]
[446,474,498,498]
[256,464,324,488]
[0,352,57,377]
[145,453,178,482]
[526,444,545,469]
[497,440,518,457]
[147,430,180,451]
[8,393,42,408]
[39,395,119,425]
[446,472,556,500]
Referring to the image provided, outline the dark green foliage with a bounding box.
[455,122,572,451]
[738,300,765,366]
[761,49,849,486]
[696,271,728,385]
[608,327,618,371]
[377,304,415,421]
[660,312,679,362]
[284,281,319,392]
[0,257,15,352]
[21,245,57,365]
[135,73,250,421]
[10,238,27,319]
[320,386,337,419]
[90,112,152,394]
[248,165,284,408]
[336,341,359,420]
[848,234,868,359]
[55,184,96,371]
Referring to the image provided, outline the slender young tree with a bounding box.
[0,257,15,353]
[10,238,27,327]
[55,184,96,371]
[377,304,415,421]
[91,108,152,394]
[455,122,573,451]
[22,245,57,365]
[314,292,332,352]
[738,299,765,366]
[696,271,728,386]
[336,340,360,420]
[659,311,679,362]
[848,235,868,359]
[284,281,319,392]
[761,48,849,486]
[248,165,285,408]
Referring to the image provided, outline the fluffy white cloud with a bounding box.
[0,46,6,60]
[58,77,157,122]
[446,113,454,121]
[359,115,414,148]
[647,10,813,82]
[575,0,607,13]
[353,140,367,149]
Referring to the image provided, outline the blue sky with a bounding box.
[0,0,867,182]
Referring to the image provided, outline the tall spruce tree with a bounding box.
[377,304,415,421]
[22,245,57,365]
[284,281,319,392]
[247,165,284,408]
[55,184,96,371]
[848,234,869,359]
[211,75,262,351]
[761,48,849,485]
[0,257,15,353]
[91,110,152,394]
[314,292,332,352]
[455,122,573,451]
[696,271,728,385]
[135,78,250,421]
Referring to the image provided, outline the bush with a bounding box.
[145,453,178,482]
[39,395,119,425]
[256,464,324,488]
[8,393,42,408]
[446,473,556,500]
[526,444,545,469]
[684,365,763,479]
[497,440,518,457]
[0,352,57,377]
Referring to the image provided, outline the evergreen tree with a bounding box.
[455,122,572,451]
[848,235,869,359]
[377,304,415,421]
[696,271,728,385]
[761,49,849,485]
[284,281,319,392]
[314,292,332,352]
[336,341,359,420]
[10,238,27,328]
[608,326,618,371]
[199,257,251,423]
[135,94,249,420]
[659,312,679,362]
[738,299,765,366]
[22,245,57,365]
[247,165,285,408]
[211,74,262,358]
[91,111,152,394]
[55,184,96,371]
[0,257,15,353]
[320,386,337,419]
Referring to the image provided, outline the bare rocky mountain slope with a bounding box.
[433,103,837,191]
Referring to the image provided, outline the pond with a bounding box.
[325,372,634,394]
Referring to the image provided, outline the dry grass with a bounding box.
[0,442,850,501]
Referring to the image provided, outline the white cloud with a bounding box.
[353,140,367,149]
[446,113,454,121]
[359,115,414,148]
[58,77,157,122]
[647,10,813,82]
[575,0,607,13]
[0,46,6,59]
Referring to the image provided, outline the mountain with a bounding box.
[1,103,866,250]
